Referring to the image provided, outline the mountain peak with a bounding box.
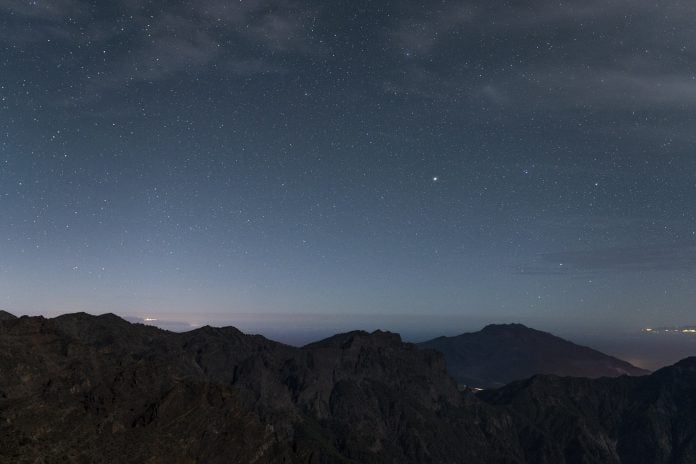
[480,323,532,333]
[0,310,17,321]
[185,324,246,339]
[53,311,126,322]
[659,356,696,373]
[304,329,403,350]
[51,311,134,329]
[420,323,648,387]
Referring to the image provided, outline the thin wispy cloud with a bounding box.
[0,0,85,20]
[518,242,696,275]
[1,0,320,89]
[382,0,696,116]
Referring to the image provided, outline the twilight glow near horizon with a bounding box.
[1,0,695,332]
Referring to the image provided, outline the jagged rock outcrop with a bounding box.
[0,314,517,463]
[480,357,696,463]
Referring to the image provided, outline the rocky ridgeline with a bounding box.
[0,312,694,463]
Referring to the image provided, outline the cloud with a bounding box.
[383,0,696,114]
[387,0,651,55]
[0,0,85,20]
[517,242,696,275]
[389,3,476,54]
[510,67,696,112]
[112,13,223,84]
[0,0,87,43]
[482,0,651,30]
[1,0,319,85]
[588,72,696,108]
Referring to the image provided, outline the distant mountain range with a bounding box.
[419,323,649,388]
[0,312,693,463]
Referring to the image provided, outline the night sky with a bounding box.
[2,0,696,335]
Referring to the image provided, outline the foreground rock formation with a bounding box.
[0,313,693,463]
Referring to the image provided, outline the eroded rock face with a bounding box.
[419,323,649,388]
[0,313,694,464]
[479,357,696,464]
[0,313,517,463]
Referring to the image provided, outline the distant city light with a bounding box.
[643,326,696,334]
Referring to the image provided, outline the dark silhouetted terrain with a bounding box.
[0,313,693,463]
[419,323,649,387]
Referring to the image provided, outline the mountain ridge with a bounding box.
[1,312,693,463]
[419,323,648,387]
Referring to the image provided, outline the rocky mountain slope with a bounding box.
[419,323,649,387]
[0,312,692,463]
[0,312,514,463]
[480,357,696,463]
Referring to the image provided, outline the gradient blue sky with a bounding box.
[1,0,696,335]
